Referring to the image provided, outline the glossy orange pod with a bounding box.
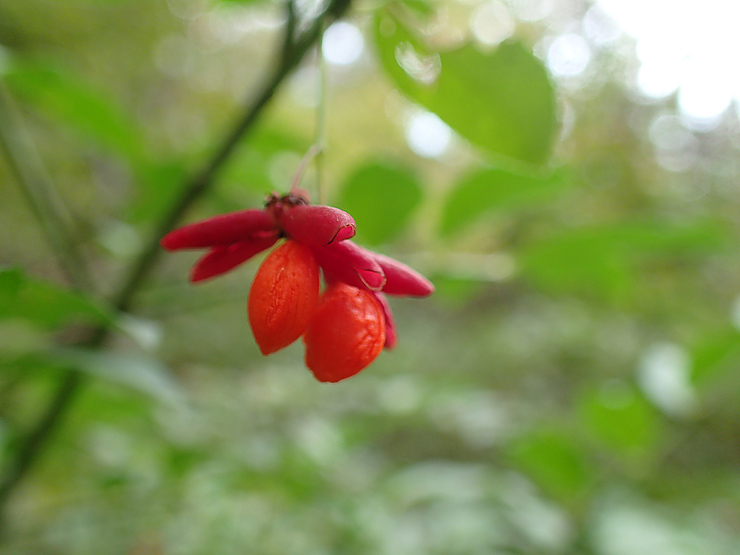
[303,282,386,383]
[248,240,320,355]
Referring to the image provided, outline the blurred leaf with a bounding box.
[3,55,148,165]
[519,221,728,300]
[337,160,423,245]
[396,0,436,17]
[690,330,740,385]
[0,265,23,297]
[218,126,309,197]
[42,0,138,3]
[1,53,187,225]
[440,166,572,237]
[128,160,189,222]
[577,383,660,463]
[116,314,163,351]
[428,275,486,305]
[0,266,114,329]
[0,319,51,360]
[506,428,593,503]
[37,347,185,404]
[373,12,557,166]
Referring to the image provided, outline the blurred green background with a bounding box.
[2,0,740,553]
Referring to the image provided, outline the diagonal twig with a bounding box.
[0,0,351,531]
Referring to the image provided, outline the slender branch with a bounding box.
[0,84,94,293]
[281,0,298,60]
[0,0,351,529]
[0,373,82,506]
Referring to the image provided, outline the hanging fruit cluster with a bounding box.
[161,190,433,382]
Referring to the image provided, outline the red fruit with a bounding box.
[303,283,386,383]
[248,240,320,355]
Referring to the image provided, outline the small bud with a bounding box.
[304,283,386,383]
[248,240,320,355]
[278,204,356,246]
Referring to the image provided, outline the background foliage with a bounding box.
[2,0,740,553]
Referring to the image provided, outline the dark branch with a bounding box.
[0,0,351,530]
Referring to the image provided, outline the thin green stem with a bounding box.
[289,143,321,193]
[0,0,352,532]
[315,20,329,204]
[0,84,94,293]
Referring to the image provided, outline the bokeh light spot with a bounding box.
[471,2,514,47]
[322,21,364,66]
[547,34,591,77]
[405,111,452,158]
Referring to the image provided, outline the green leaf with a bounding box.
[3,55,148,166]
[519,221,728,300]
[690,330,740,387]
[337,161,423,245]
[128,160,189,222]
[578,383,659,461]
[0,266,23,298]
[506,428,593,504]
[0,266,115,329]
[440,166,572,237]
[0,53,191,223]
[0,320,51,360]
[36,347,185,404]
[373,12,557,166]
[396,0,436,17]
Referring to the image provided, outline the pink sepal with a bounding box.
[161,209,275,251]
[190,234,278,283]
[278,204,356,247]
[371,291,397,349]
[374,254,434,297]
[312,241,386,291]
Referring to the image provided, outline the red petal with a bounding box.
[374,254,434,297]
[303,283,385,383]
[161,209,275,250]
[278,204,356,247]
[371,292,397,350]
[190,234,278,283]
[311,241,386,291]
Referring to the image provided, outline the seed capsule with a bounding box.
[303,283,386,383]
[248,240,319,355]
